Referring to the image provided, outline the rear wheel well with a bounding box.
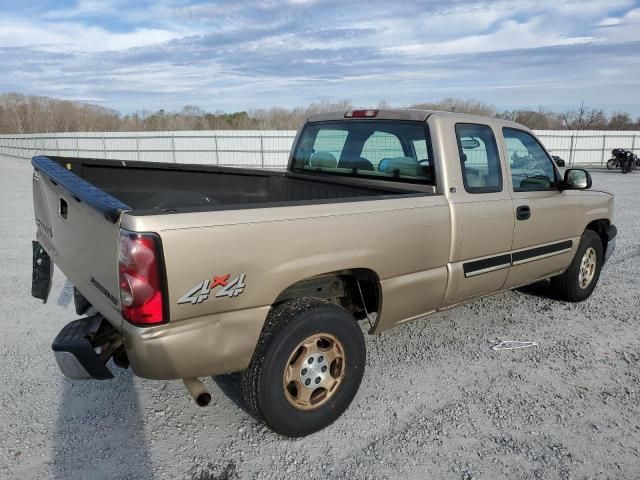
[274,269,381,322]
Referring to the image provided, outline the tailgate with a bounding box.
[32,156,129,326]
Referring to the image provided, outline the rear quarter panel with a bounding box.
[121,195,451,332]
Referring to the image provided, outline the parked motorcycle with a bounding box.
[606,148,637,173]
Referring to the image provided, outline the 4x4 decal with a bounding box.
[177,274,246,305]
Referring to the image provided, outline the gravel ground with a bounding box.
[1,156,639,480]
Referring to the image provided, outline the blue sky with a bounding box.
[1,0,639,116]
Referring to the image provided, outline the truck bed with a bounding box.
[44,156,419,215]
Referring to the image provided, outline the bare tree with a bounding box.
[608,112,633,130]
[410,98,496,117]
[497,108,563,129]
[3,93,27,134]
[1,93,639,134]
[558,101,606,130]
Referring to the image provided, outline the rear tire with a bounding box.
[606,159,617,170]
[242,297,366,437]
[550,230,603,302]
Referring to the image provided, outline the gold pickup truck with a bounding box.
[31,109,616,436]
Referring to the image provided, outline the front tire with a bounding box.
[550,230,603,302]
[606,159,617,170]
[242,297,366,437]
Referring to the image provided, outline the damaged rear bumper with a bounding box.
[51,315,120,380]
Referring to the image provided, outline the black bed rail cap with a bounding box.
[32,156,130,223]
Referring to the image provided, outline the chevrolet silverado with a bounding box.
[31,109,616,436]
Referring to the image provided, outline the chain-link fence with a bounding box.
[1,129,638,168]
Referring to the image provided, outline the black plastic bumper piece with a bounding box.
[73,287,92,315]
[32,241,53,302]
[51,315,114,380]
[604,224,617,263]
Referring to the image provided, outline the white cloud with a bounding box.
[1,0,639,114]
[543,0,634,18]
[598,18,622,27]
[42,0,122,19]
[385,17,594,56]
[0,20,184,52]
[57,96,108,103]
[595,8,640,42]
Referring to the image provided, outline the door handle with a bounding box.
[59,197,68,220]
[516,205,531,221]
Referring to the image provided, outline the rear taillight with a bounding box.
[118,229,165,325]
[345,109,378,118]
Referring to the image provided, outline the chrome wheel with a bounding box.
[578,247,597,289]
[283,333,346,411]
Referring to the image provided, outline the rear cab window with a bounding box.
[455,123,502,193]
[291,120,435,185]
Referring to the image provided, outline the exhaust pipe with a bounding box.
[183,378,211,407]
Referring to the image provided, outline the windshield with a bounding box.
[291,120,434,184]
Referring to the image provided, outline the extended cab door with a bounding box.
[442,122,515,305]
[501,128,578,288]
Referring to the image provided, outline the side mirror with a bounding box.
[563,168,591,190]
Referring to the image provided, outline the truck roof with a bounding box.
[306,109,527,131]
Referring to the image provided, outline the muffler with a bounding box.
[183,377,211,407]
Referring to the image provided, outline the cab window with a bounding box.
[309,129,348,168]
[455,123,502,193]
[361,131,404,167]
[503,128,557,191]
[291,120,434,184]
